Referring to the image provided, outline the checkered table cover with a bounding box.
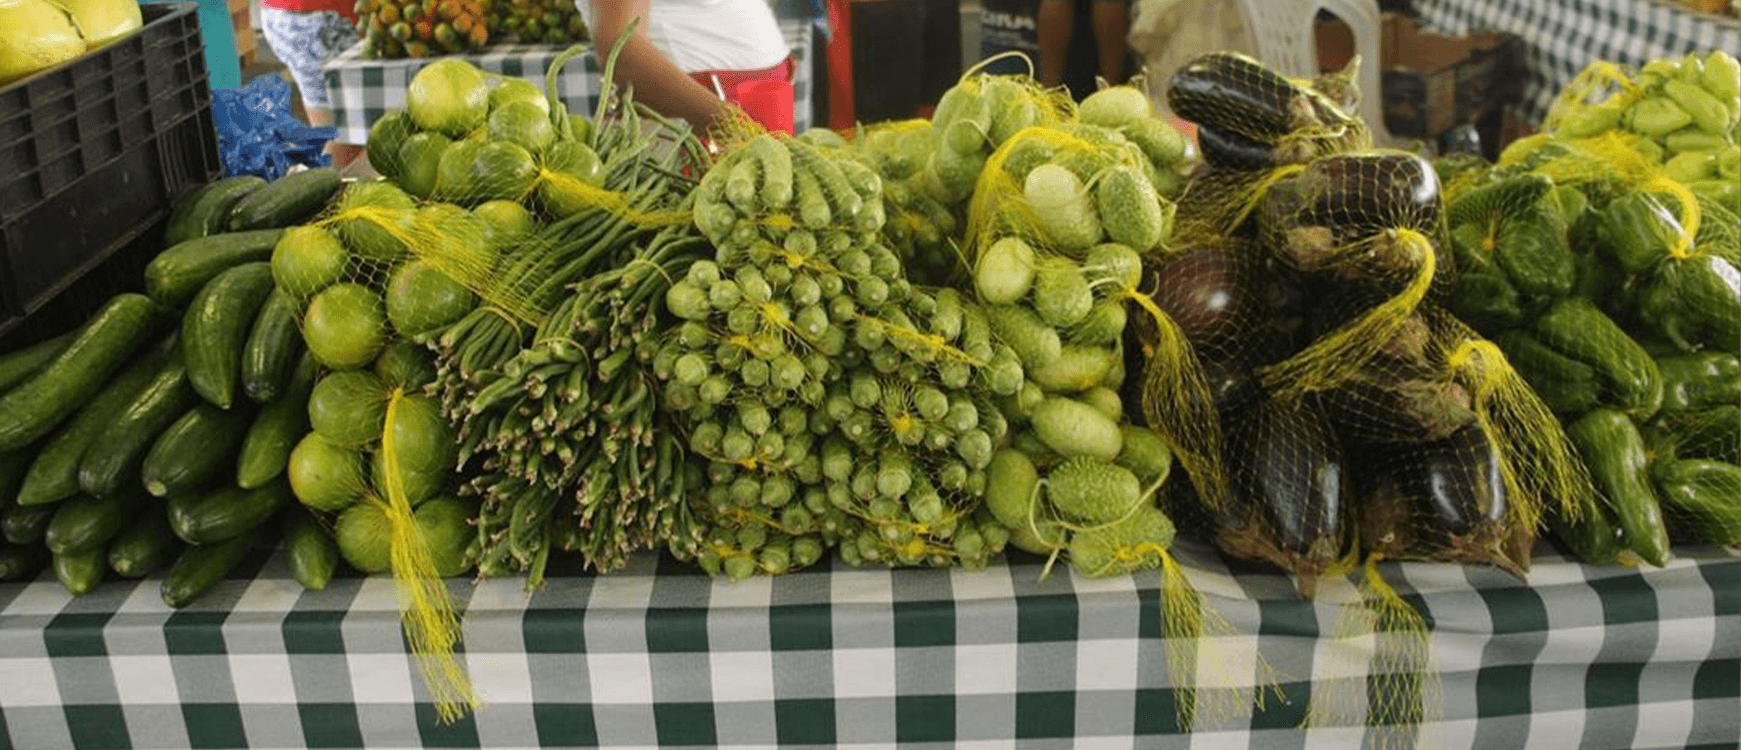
[1412,0,1741,127]
[1,539,1735,749]
[321,18,815,146]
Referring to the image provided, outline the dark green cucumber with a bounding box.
[16,345,165,506]
[141,403,254,498]
[165,176,268,246]
[241,291,305,403]
[0,329,78,394]
[238,353,317,489]
[184,262,277,409]
[0,295,172,452]
[285,506,339,591]
[45,492,138,555]
[162,525,261,608]
[1566,409,1672,567]
[79,353,197,498]
[3,502,56,544]
[0,450,30,504]
[145,229,286,308]
[0,542,47,581]
[168,479,292,544]
[54,548,106,595]
[227,167,342,231]
[108,511,182,578]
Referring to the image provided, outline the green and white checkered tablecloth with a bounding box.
[1413,0,1741,126]
[1,540,1735,749]
[321,18,815,146]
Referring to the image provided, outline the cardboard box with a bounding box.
[1379,13,1523,139]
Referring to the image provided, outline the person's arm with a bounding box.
[590,0,731,132]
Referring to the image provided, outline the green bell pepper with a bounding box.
[1651,458,1741,546]
[1493,209,1575,299]
[1494,330,1601,414]
[1567,409,1672,566]
[1533,298,1664,419]
[1549,488,1627,565]
[1598,192,1685,275]
[1635,253,1741,353]
[1645,404,1741,463]
[1656,352,1741,415]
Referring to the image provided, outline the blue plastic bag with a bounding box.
[213,75,338,180]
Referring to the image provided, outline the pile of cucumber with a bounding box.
[0,167,344,605]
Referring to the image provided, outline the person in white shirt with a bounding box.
[577,0,793,132]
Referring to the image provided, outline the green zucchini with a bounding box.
[237,353,317,489]
[144,229,285,307]
[184,262,277,409]
[162,525,261,608]
[285,506,339,591]
[0,542,47,581]
[79,353,196,498]
[227,167,343,231]
[141,403,253,498]
[2,502,56,544]
[241,291,305,403]
[16,347,164,506]
[54,548,106,595]
[164,176,268,246]
[0,329,78,394]
[108,511,181,578]
[45,492,138,555]
[168,480,292,545]
[0,295,172,452]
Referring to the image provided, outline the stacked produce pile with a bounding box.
[1442,50,1741,564]
[0,0,143,84]
[354,0,588,59]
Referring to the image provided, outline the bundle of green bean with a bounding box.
[429,90,714,582]
[659,133,1025,578]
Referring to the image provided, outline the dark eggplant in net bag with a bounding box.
[1215,395,1352,596]
[1358,422,1533,579]
[1318,362,1476,445]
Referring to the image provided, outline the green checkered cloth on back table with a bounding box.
[1413,0,1741,127]
[321,18,816,146]
[0,541,1735,749]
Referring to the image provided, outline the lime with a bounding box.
[336,501,392,574]
[308,369,388,447]
[271,226,349,300]
[411,204,495,278]
[396,131,453,199]
[471,141,540,203]
[334,180,415,263]
[473,199,535,252]
[434,139,485,204]
[304,283,388,370]
[287,432,368,512]
[415,497,476,577]
[371,447,444,507]
[383,394,453,474]
[537,141,605,217]
[488,76,549,114]
[488,99,556,156]
[365,111,415,179]
[374,340,437,392]
[406,59,490,137]
[386,260,475,338]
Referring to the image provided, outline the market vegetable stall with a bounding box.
[0,541,1734,748]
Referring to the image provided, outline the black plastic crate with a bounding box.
[0,1,221,336]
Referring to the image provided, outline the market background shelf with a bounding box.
[0,1,221,338]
